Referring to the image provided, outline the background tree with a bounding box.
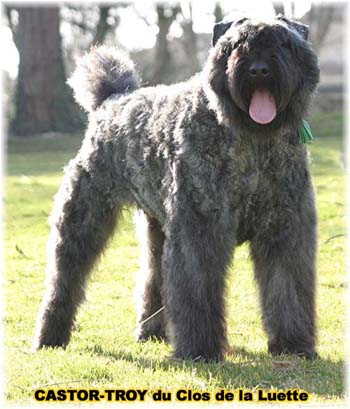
[302,3,336,53]
[273,2,285,16]
[152,3,180,84]
[62,4,126,49]
[92,5,113,45]
[7,6,83,136]
[214,2,224,23]
[273,1,337,53]
[2,2,342,136]
[181,2,199,73]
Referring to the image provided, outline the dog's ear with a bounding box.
[212,21,233,46]
[276,14,309,40]
[212,18,248,46]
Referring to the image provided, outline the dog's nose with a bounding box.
[249,61,270,78]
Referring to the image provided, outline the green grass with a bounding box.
[4,112,346,404]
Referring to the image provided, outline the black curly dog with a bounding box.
[34,15,320,361]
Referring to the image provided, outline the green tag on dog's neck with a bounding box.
[299,119,314,144]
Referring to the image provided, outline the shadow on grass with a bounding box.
[86,343,344,398]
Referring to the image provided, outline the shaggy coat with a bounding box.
[34,15,319,361]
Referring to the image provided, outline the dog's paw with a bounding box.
[136,324,168,343]
[268,342,318,360]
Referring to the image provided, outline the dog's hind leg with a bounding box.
[34,149,124,349]
[135,211,167,341]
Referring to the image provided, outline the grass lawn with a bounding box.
[4,111,346,405]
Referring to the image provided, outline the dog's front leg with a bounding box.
[250,188,318,359]
[162,207,235,362]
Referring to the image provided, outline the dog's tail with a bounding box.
[68,46,140,113]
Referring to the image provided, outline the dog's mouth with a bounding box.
[248,88,277,125]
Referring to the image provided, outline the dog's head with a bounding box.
[205,15,320,132]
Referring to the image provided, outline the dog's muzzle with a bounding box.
[246,60,277,125]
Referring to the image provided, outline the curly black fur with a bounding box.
[68,46,140,112]
[34,16,319,362]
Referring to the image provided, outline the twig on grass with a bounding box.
[324,234,346,244]
[32,380,84,390]
[15,243,30,259]
[137,306,165,327]
[13,384,26,391]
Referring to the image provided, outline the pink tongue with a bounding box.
[249,89,277,124]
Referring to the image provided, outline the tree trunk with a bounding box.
[182,4,199,74]
[152,4,179,85]
[92,6,111,45]
[214,3,224,23]
[273,2,285,16]
[13,6,83,136]
[303,4,336,53]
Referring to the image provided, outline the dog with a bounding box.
[34,15,320,361]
